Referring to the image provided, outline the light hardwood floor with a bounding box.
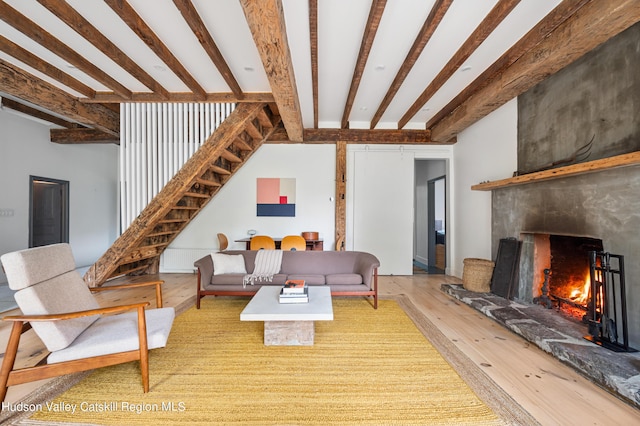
[1,272,639,424]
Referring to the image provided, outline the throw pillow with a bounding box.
[212,253,247,275]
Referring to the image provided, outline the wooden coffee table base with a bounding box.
[264,320,314,346]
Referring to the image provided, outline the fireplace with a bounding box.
[519,233,602,319]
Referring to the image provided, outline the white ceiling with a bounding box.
[0,0,567,131]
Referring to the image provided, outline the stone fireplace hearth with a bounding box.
[441,283,640,409]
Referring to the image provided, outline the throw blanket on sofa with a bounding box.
[243,250,283,287]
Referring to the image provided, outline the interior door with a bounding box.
[30,176,69,247]
[351,150,414,275]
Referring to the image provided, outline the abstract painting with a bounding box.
[256,178,296,217]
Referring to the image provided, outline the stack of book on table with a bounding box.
[279,279,308,304]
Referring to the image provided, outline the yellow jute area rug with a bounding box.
[6,296,538,425]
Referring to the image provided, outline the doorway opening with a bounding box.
[29,176,69,248]
[414,160,446,274]
[428,176,446,273]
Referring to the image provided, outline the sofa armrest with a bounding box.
[354,252,381,289]
[194,255,213,288]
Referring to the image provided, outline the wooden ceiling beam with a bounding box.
[309,0,318,129]
[0,58,119,135]
[50,128,119,144]
[82,92,273,104]
[36,0,169,100]
[172,0,243,99]
[0,1,131,98]
[430,0,640,142]
[398,0,521,129]
[0,35,96,98]
[425,0,591,131]
[0,97,79,128]
[240,0,304,142]
[104,0,207,101]
[266,125,440,144]
[369,0,453,129]
[341,0,387,129]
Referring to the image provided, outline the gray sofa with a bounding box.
[194,250,380,309]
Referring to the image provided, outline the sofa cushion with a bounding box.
[286,274,325,285]
[212,253,247,275]
[326,273,363,285]
[209,273,288,286]
[210,273,247,285]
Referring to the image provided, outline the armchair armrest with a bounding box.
[90,280,165,308]
[2,302,150,322]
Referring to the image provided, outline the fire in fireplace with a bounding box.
[546,235,603,319]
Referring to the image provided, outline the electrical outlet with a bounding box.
[0,209,15,217]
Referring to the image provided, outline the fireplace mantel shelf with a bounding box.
[471,151,640,191]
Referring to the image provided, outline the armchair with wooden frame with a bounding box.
[0,243,175,404]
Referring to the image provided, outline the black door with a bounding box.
[30,176,69,247]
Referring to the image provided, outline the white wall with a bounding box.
[167,144,336,255]
[451,99,518,278]
[0,110,119,282]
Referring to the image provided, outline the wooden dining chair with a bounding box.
[249,235,276,250]
[217,233,229,251]
[281,235,307,251]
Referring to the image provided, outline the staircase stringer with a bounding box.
[84,103,281,287]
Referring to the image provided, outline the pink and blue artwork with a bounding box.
[256,178,296,217]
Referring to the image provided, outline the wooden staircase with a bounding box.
[84,103,281,287]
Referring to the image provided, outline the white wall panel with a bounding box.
[120,102,235,231]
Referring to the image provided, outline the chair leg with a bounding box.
[136,307,150,393]
[0,322,25,403]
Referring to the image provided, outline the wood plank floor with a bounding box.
[2,272,639,424]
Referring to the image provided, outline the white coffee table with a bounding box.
[240,286,333,346]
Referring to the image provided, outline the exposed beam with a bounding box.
[431,0,640,142]
[0,97,79,128]
[369,0,453,129]
[0,58,119,135]
[240,0,304,142]
[172,0,243,99]
[36,0,169,100]
[266,126,439,144]
[309,0,318,129]
[341,0,387,129]
[425,0,591,130]
[50,128,119,144]
[303,128,438,144]
[398,0,521,129]
[0,35,96,98]
[0,1,131,98]
[82,92,273,104]
[104,0,207,100]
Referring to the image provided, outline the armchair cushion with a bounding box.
[48,307,175,364]
[4,245,101,352]
[1,243,76,290]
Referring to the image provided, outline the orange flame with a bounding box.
[570,273,591,305]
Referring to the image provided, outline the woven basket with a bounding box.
[462,258,495,292]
